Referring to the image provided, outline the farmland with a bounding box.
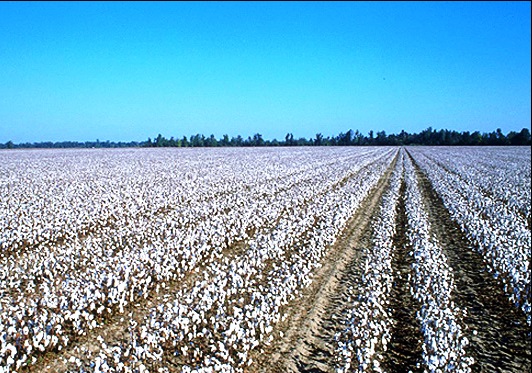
[0,146,530,373]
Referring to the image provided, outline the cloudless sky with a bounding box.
[0,1,530,143]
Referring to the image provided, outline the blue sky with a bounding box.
[0,1,530,143]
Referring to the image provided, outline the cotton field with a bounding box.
[0,146,530,373]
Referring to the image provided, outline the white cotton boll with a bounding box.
[94,357,101,373]
[4,343,17,359]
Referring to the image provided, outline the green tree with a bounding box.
[376,130,387,145]
[220,134,230,147]
[231,135,243,146]
[155,134,164,147]
[509,128,531,145]
[285,133,294,146]
[314,133,324,146]
[205,134,218,147]
[252,133,265,146]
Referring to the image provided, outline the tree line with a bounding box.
[2,127,530,149]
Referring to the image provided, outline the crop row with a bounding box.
[403,154,473,372]
[0,148,365,253]
[335,151,474,373]
[410,146,530,226]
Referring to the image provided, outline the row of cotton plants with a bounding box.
[0,147,396,372]
[408,147,531,325]
[334,149,404,372]
[57,149,397,372]
[403,155,473,372]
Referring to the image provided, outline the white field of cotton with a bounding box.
[0,146,530,373]
[75,147,396,372]
[407,146,531,325]
[334,149,477,373]
[0,147,396,372]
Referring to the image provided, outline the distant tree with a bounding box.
[154,134,163,147]
[205,134,218,147]
[352,130,363,145]
[231,135,244,147]
[220,134,230,147]
[458,131,470,145]
[295,137,310,146]
[6,126,530,149]
[252,133,265,146]
[337,130,354,146]
[190,134,205,147]
[376,130,387,145]
[419,127,434,145]
[314,133,324,146]
[367,130,374,145]
[284,133,295,146]
[470,131,483,145]
[387,133,399,145]
[323,135,333,146]
[397,130,408,145]
[508,128,531,145]
[495,128,508,145]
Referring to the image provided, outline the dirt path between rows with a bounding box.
[253,153,398,373]
[409,152,532,373]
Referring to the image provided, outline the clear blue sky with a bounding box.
[0,1,530,143]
